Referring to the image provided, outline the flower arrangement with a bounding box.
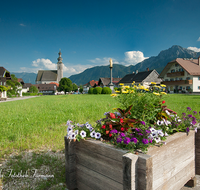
[66,82,199,153]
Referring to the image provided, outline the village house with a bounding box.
[33,83,58,95]
[0,67,11,100]
[118,69,162,88]
[159,57,200,93]
[83,80,98,93]
[97,77,122,88]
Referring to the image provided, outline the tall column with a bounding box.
[57,50,63,83]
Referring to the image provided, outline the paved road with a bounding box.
[0,96,39,103]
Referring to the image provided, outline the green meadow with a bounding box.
[1,94,200,159]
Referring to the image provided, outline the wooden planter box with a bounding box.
[65,131,195,190]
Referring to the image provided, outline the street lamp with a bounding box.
[109,58,114,91]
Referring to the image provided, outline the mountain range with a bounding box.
[11,45,200,85]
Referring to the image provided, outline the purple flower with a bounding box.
[187,107,191,111]
[192,116,196,121]
[188,114,192,118]
[186,127,190,133]
[117,137,123,144]
[140,121,146,125]
[191,120,196,125]
[142,138,149,145]
[135,128,141,132]
[130,137,137,143]
[149,138,153,143]
[193,111,197,115]
[123,137,131,145]
[119,132,126,137]
[138,133,143,136]
[145,130,151,134]
[110,129,118,134]
[182,113,186,116]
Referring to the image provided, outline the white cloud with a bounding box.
[19,23,26,27]
[89,57,119,65]
[32,58,57,70]
[124,51,148,65]
[197,37,200,41]
[187,47,200,52]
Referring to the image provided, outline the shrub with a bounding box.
[93,87,102,94]
[102,87,112,94]
[88,88,94,94]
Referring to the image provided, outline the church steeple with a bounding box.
[57,50,63,83]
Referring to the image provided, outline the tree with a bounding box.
[79,85,83,93]
[29,86,39,93]
[58,77,73,93]
[6,74,22,96]
[72,83,78,92]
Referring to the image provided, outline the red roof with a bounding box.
[89,80,98,86]
[49,82,59,87]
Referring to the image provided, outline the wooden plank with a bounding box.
[77,164,123,190]
[146,131,195,190]
[195,128,200,175]
[123,153,138,190]
[76,139,127,162]
[64,137,77,190]
[76,146,123,183]
[137,153,153,190]
[77,181,93,190]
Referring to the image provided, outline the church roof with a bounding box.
[36,70,57,82]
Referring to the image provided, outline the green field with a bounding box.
[0,94,200,158]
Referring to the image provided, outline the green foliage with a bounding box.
[6,74,22,96]
[101,87,112,94]
[88,87,94,94]
[93,87,102,94]
[0,85,8,92]
[29,86,39,93]
[72,83,78,92]
[22,92,42,96]
[58,77,73,93]
[79,85,83,93]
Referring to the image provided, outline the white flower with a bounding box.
[74,130,79,135]
[165,132,169,136]
[69,132,76,140]
[80,130,86,138]
[154,137,161,143]
[95,132,101,139]
[85,123,91,129]
[149,127,156,133]
[89,126,93,131]
[157,120,164,126]
[157,130,164,137]
[66,120,72,126]
[165,110,170,115]
[67,126,73,133]
[90,131,96,138]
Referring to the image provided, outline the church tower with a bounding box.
[57,50,63,83]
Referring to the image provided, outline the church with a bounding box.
[35,50,64,84]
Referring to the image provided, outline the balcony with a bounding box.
[162,80,193,85]
[167,71,184,77]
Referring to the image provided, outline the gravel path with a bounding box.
[0,96,39,103]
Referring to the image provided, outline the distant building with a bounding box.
[98,77,122,88]
[0,67,11,99]
[118,69,162,88]
[159,57,200,93]
[33,83,58,95]
[35,50,64,84]
[83,80,98,93]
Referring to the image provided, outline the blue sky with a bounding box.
[1,0,200,77]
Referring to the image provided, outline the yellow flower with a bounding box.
[125,86,130,89]
[144,88,149,91]
[132,81,135,84]
[139,86,145,90]
[112,108,117,110]
[122,90,128,94]
[160,84,166,87]
[119,83,124,86]
[160,92,167,95]
[153,92,160,96]
[151,82,156,85]
[110,94,117,97]
[115,90,120,93]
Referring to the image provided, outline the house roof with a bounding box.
[49,82,59,87]
[98,78,122,86]
[0,67,11,78]
[83,80,98,87]
[36,70,57,82]
[119,70,160,83]
[159,58,200,78]
[23,83,32,88]
[33,83,58,91]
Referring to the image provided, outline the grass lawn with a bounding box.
[1,93,200,189]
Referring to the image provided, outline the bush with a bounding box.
[88,88,94,94]
[22,92,42,96]
[93,87,102,94]
[102,87,112,94]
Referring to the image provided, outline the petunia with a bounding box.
[85,123,91,129]
[80,130,86,138]
[182,113,186,116]
[95,132,101,139]
[162,100,166,104]
[69,132,76,140]
[110,113,116,119]
[142,138,149,145]
[116,137,123,143]
[157,120,164,126]
[186,127,190,133]
[135,128,141,132]
[140,121,145,125]
[138,133,143,136]
[157,130,164,137]
[119,132,126,137]
[131,137,138,143]
[187,107,192,111]
[67,126,73,133]
[154,137,161,143]
[188,114,192,118]
[120,118,124,123]
[74,130,79,135]
[193,111,197,115]
[101,125,106,129]
[110,129,118,134]
[123,137,131,145]
[89,126,94,131]
[90,131,96,138]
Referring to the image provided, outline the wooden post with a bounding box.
[123,153,138,190]
[195,127,200,175]
[64,137,77,190]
